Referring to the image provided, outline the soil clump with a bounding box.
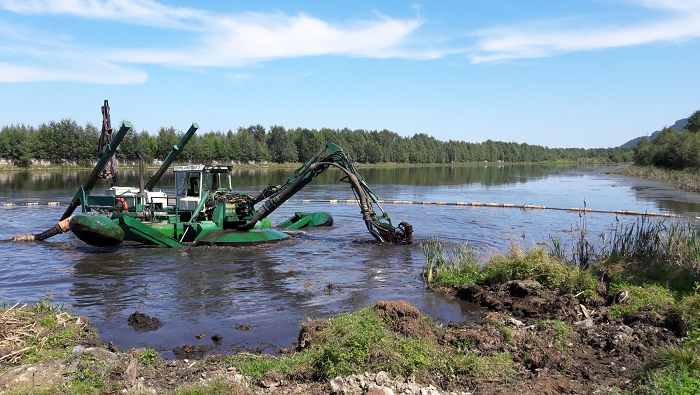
[172,344,214,360]
[447,280,683,393]
[127,311,164,332]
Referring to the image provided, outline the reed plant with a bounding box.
[421,238,477,285]
[549,213,700,273]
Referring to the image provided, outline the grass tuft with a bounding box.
[227,304,516,385]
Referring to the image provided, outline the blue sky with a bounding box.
[0,0,699,148]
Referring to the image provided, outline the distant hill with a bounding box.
[621,118,689,147]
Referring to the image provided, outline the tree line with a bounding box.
[0,119,633,168]
[634,110,700,170]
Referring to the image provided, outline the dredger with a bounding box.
[12,102,412,247]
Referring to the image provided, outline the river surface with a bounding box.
[1,164,700,357]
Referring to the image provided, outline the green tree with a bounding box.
[155,127,179,160]
[294,128,323,161]
[268,125,298,163]
[685,110,700,133]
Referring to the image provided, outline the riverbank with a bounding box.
[611,164,700,193]
[3,240,699,394]
[0,159,630,172]
[424,240,700,394]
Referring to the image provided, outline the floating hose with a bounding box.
[11,215,73,242]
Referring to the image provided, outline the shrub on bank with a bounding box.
[425,242,599,299]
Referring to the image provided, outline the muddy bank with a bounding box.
[0,291,686,394]
[447,280,683,393]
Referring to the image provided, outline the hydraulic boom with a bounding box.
[238,143,413,244]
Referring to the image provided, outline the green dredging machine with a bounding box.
[12,108,412,247]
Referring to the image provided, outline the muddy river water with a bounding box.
[1,164,700,357]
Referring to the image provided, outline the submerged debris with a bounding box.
[172,344,212,360]
[127,311,164,332]
[234,323,253,331]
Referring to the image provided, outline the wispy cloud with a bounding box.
[111,11,425,67]
[0,0,426,83]
[2,0,700,84]
[0,19,148,83]
[469,0,700,63]
[0,0,206,29]
[0,61,147,84]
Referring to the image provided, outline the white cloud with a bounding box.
[0,0,427,83]
[0,19,148,84]
[0,62,147,84]
[0,0,206,29]
[2,0,700,84]
[469,0,700,63]
[109,12,425,67]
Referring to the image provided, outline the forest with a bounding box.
[0,119,633,167]
[634,110,700,170]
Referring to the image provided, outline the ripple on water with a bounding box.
[2,165,700,354]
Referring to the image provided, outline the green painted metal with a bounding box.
[186,191,209,226]
[193,228,289,246]
[117,215,184,247]
[278,212,334,229]
[69,214,125,247]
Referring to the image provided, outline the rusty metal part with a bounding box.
[11,234,35,242]
[58,216,72,232]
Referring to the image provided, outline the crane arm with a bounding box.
[236,143,413,244]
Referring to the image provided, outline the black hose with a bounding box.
[235,163,325,230]
[35,225,63,240]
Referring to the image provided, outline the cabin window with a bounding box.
[176,172,202,197]
[201,169,215,192]
[175,172,188,197]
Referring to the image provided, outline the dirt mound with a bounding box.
[297,320,330,351]
[375,300,435,340]
[375,300,421,320]
[452,280,684,393]
[127,311,163,332]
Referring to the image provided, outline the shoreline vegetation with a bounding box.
[0,159,628,172]
[3,216,700,394]
[611,165,700,193]
[620,109,700,192]
[0,119,632,169]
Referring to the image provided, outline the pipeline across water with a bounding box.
[293,199,700,220]
[4,199,699,220]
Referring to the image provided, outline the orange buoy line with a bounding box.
[293,200,700,220]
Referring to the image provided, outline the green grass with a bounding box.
[498,326,514,342]
[612,165,700,194]
[421,239,477,285]
[429,244,599,300]
[137,348,159,368]
[608,281,675,317]
[174,379,249,395]
[635,344,700,394]
[536,320,575,352]
[226,305,516,385]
